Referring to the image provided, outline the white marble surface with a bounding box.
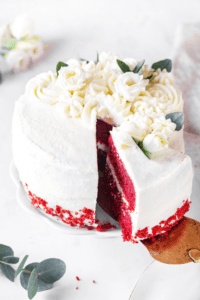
[1,0,200,299]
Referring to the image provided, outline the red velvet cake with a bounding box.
[12,52,193,243]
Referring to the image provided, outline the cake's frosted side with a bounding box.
[103,126,193,242]
[12,96,98,225]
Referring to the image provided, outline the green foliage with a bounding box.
[165,112,184,131]
[116,59,131,73]
[151,59,172,72]
[133,59,145,74]
[0,244,66,299]
[56,61,68,76]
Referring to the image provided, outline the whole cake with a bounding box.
[12,52,193,243]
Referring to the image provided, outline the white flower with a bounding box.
[10,13,34,40]
[143,132,168,153]
[57,66,89,92]
[6,50,31,72]
[114,72,148,102]
[28,40,44,61]
[15,39,44,61]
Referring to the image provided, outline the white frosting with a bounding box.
[114,73,148,102]
[12,95,98,212]
[22,52,184,149]
[110,127,193,239]
[25,71,64,104]
[12,52,189,233]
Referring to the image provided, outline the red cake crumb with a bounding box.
[93,280,96,283]
[76,287,79,290]
[26,185,117,232]
[134,199,191,240]
[76,276,80,281]
[25,182,191,241]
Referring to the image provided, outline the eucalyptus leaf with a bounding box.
[0,244,14,260]
[2,256,19,264]
[35,258,66,284]
[165,112,184,131]
[151,59,172,72]
[96,52,99,63]
[0,263,15,282]
[133,59,145,74]
[28,268,38,300]
[15,255,29,278]
[138,141,151,159]
[20,263,53,292]
[56,62,68,76]
[116,59,131,73]
[132,137,139,145]
[80,58,89,64]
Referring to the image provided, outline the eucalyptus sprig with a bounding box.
[165,112,184,131]
[56,61,68,76]
[117,59,145,75]
[116,58,172,79]
[132,138,151,159]
[80,52,99,64]
[0,244,66,300]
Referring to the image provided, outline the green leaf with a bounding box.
[0,263,15,282]
[28,268,38,299]
[151,59,172,72]
[132,137,139,145]
[35,258,66,284]
[96,52,99,63]
[80,58,89,64]
[2,256,19,264]
[133,59,145,74]
[20,263,53,292]
[2,38,17,50]
[165,112,184,131]
[15,255,29,278]
[116,59,131,73]
[0,244,14,260]
[56,62,68,76]
[138,141,151,159]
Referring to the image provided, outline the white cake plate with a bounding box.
[10,161,121,238]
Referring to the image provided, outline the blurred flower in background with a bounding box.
[0,13,45,79]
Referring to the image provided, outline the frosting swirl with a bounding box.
[114,73,148,102]
[25,71,63,104]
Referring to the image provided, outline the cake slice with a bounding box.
[98,125,193,243]
[12,95,98,228]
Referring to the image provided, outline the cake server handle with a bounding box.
[141,217,200,264]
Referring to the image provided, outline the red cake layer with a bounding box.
[98,157,191,243]
[97,161,133,241]
[96,118,114,148]
[107,135,136,211]
[25,184,116,231]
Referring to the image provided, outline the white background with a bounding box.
[1,0,200,299]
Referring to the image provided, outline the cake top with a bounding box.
[23,52,184,154]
